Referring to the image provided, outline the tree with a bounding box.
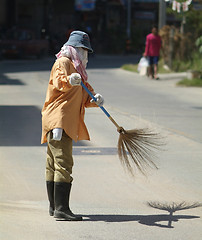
[166,2,202,39]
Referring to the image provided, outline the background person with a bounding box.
[144,26,161,80]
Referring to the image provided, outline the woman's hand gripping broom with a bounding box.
[81,81,163,176]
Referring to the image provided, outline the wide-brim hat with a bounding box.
[65,30,93,53]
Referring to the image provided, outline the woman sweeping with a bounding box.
[41,31,104,221]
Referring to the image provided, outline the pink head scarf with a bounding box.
[56,45,88,82]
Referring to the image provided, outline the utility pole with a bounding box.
[158,0,166,30]
[127,0,131,39]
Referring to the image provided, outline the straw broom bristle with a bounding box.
[117,127,163,176]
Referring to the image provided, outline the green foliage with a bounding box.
[185,8,202,39]
[177,78,202,87]
[172,52,202,72]
[166,4,202,39]
[172,59,191,72]
[195,36,202,54]
[159,25,193,64]
[159,23,201,72]
[191,52,202,70]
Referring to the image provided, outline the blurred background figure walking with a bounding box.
[144,26,161,80]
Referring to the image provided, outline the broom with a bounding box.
[81,81,163,175]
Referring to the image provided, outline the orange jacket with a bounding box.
[41,57,97,144]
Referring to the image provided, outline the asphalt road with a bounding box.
[0,56,202,240]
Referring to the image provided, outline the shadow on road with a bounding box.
[84,201,202,228]
[147,201,202,228]
[84,213,199,228]
[0,105,89,146]
[0,58,54,74]
[0,73,24,85]
[0,54,139,75]
[87,55,139,69]
[0,105,42,146]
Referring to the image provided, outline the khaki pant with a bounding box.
[46,131,73,183]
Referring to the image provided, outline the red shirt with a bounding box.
[145,33,161,57]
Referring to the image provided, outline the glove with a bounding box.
[90,93,104,106]
[52,128,63,141]
[69,73,81,86]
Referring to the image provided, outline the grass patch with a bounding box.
[122,64,138,72]
[121,59,173,74]
[121,55,202,87]
[177,78,202,87]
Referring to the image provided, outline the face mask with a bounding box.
[77,47,88,68]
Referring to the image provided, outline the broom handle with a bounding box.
[81,81,120,130]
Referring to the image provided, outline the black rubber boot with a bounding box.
[46,181,55,216]
[54,182,82,221]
